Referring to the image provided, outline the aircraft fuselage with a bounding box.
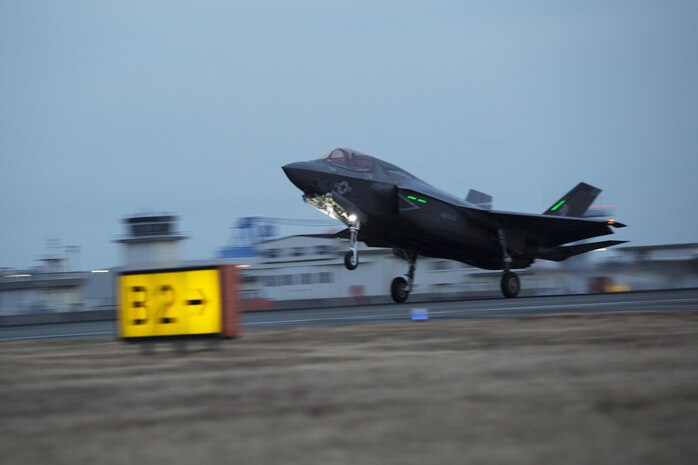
[283,151,518,270]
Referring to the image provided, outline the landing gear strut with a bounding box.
[498,229,520,298]
[343,222,360,270]
[391,250,417,303]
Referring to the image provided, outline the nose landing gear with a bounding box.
[343,222,360,271]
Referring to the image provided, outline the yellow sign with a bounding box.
[119,269,222,338]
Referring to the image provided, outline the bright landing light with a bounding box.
[348,214,358,223]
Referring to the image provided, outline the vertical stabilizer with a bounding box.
[466,189,493,210]
[543,182,601,217]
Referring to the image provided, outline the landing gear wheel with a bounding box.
[391,277,410,303]
[501,271,520,298]
[344,251,359,270]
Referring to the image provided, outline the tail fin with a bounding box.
[543,182,601,217]
[466,189,493,210]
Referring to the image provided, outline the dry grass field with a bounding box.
[1,311,697,465]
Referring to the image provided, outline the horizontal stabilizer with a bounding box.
[535,240,627,262]
[466,189,493,210]
[544,182,601,217]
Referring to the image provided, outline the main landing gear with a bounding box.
[343,221,360,271]
[391,250,417,303]
[500,271,520,298]
[498,229,520,298]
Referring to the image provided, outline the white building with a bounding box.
[234,234,556,310]
[3,212,696,316]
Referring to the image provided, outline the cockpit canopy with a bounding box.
[321,147,420,181]
[324,148,374,171]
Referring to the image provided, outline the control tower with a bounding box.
[116,214,188,269]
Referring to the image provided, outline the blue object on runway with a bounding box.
[411,308,429,321]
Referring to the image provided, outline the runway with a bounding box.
[1,288,697,341]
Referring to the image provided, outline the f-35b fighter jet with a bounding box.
[283,148,626,303]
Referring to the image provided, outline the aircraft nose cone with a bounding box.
[281,162,301,178]
[282,162,314,193]
[282,162,304,183]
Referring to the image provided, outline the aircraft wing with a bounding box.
[397,186,625,248]
[471,209,626,248]
[300,229,351,239]
[301,228,395,249]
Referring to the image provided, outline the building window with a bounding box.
[301,273,313,285]
[264,248,280,258]
[319,272,333,284]
[315,245,334,255]
[429,261,453,271]
[291,247,305,257]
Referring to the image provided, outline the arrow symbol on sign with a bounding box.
[186,289,207,315]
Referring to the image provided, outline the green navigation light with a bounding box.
[407,194,428,204]
[550,200,566,211]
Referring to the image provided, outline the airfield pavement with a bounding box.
[1,311,697,465]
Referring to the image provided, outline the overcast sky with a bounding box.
[1,0,697,270]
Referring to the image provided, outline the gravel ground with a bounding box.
[1,311,697,465]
